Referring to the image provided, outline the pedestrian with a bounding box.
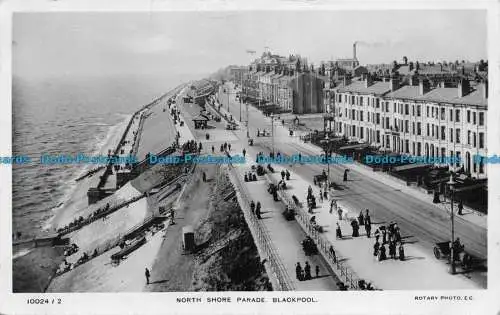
[389,241,397,259]
[202,171,206,182]
[343,169,348,182]
[145,268,150,285]
[307,185,313,198]
[337,207,343,221]
[399,242,405,261]
[250,200,255,213]
[336,222,343,239]
[296,262,303,281]
[242,148,246,157]
[220,144,224,152]
[304,262,311,280]
[351,219,359,237]
[374,228,380,243]
[285,169,290,180]
[315,265,320,278]
[228,143,231,151]
[211,145,215,154]
[365,221,371,238]
[256,202,262,219]
[378,244,387,262]
[373,241,380,260]
[381,226,387,244]
[394,225,401,243]
[364,209,371,226]
[329,245,337,263]
[281,170,286,180]
[358,211,365,226]
[319,190,324,203]
[458,200,464,215]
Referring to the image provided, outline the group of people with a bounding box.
[57,203,112,234]
[372,221,405,261]
[250,200,262,219]
[244,172,258,182]
[306,185,317,212]
[295,261,320,281]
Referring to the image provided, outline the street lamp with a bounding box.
[270,113,275,156]
[321,134,332,191]
[447,173,457,275]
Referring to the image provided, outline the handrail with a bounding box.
[225,165,295,291]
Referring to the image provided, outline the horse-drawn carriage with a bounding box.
[313,173,327,186]
[433,241,473,270]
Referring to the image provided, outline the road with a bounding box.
[218,83,487,288]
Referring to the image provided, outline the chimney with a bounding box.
[343,74,352,86]
[353,42,357,60]
[419,78,430,95]
[439,81,446,88]
[365,73,373,88]
[409,74,418,86]
[389,75,400,91]
[457,78,470,97]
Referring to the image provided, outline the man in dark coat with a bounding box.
[351,219,359,237]
[295,262,303,281]
[256,202,262,219]
[389,241,397,259]
[365,220,372,238]
[358,211,365,226]
[304,262,312,280]
[399,242,405,261]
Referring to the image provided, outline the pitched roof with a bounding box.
[385,85,487,106]
[385,85,420,99]
[337,80,391,96]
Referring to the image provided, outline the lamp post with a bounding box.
[321,134,331,191]
[447,173,456,275]
[270,113,275,156]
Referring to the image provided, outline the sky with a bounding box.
[12,10,487,79]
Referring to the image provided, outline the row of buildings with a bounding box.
[229,49,488,179]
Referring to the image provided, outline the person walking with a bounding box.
[374,228,380,243]
[364,209,371,226]
[228,143,231,151]
[145,268,151,285]
[304,262,312,280]
[256,202,262,219]
[458,200,464,215]
[389,241,397,259]
[399,242,405,261]
[202,171,206,182]
[337,207,343,221]
[315,265,320,278]
[336,222,343,239]
[211,145,215,154]
[295,262,303,281]
[242,148,246,157]
[373,241,380,261]
[358,211,364,226]
[351,219,359,237]
[365,220,372,238]
[285,169,290,180]
[329,245,337,263]
[378,244,387,262]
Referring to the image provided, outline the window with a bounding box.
[479,112,484,126]
[479,132,484,149]
[441,126,446,140]
[449,109,453,122]
[393,103,396,113]
[467,110,471,123]
[352,109,355,120]
[473,132,477,147]
[386,117,389,129]
[431,124,435,137]
[441,108,445,120]
[456,129,460,144]
[426,106,429,117]
[417,105,421,117]
[479,158,484,174]
[405,120,409,133]
[412,105,415,116]
[417,122,421,135]
[456,151,461,168]
[426,124,429,136]
[473,112,476,124]
[377,131,380,143]
[376,99,380,108]
[360,127,364,139]
[449,128,453,142]
[405,104,409,115]
[360,111,364,122]
[467,131,471,145]
[412,122,415,135]
[405,140,409,153]
[376,113,380,125]
[455,109,460,122]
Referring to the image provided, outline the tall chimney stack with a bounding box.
[353,42,357,60]
[457,78,470,97]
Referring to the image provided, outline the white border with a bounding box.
[0,1,499,314]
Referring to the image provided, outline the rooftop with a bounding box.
[336,80,391,96]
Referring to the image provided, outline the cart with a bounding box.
[313,174,327,186]
[433,241,473,270]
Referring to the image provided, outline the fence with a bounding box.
[267,175,376,291]
[223,165,295,291]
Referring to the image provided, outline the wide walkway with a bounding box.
[266,165,479,290]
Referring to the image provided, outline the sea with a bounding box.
[11,74,186,241]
